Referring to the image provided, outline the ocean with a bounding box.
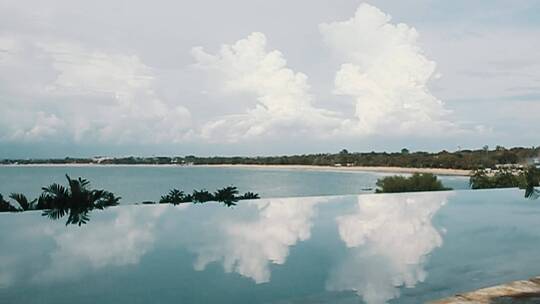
[0,165,470,204]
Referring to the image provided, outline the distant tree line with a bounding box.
[2,146,539,170]
[0,175,260,225]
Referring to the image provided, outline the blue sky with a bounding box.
[0,0,539,157]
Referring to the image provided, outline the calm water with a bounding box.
[0,166,469,203]
[1,189,540,303]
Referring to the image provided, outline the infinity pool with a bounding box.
[1,189,539,303]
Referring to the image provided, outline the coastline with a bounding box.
[0,163,471,176]
[191,164,471,176]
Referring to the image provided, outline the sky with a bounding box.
[0,0,539,158]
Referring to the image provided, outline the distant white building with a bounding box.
[93,156,113,164]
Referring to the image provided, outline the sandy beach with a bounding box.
[1,163,471,176]
[199,164,472,176]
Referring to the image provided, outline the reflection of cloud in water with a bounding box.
[327,193,449,304]
[192,197,324,283]
[0,205,189,286]
[34,206,167,281]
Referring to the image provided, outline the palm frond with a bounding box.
[9,193,35,211]
[0,193,19,212]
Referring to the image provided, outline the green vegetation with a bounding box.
[156,186,258,207]
[469,167,540,199]
[0,175,261,225]
[375,173,451,193]
[469,169,524,189]
[0,175,120,225]
[191,189,215,204]
[159,189,191,205]
[2,146,539,170]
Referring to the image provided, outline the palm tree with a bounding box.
[38,175,121,226]
[159,189,188,205]
[8,193,36,211]
[0,193,18,212]
[214,186,239,207]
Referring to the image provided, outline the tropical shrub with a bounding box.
[469,169,525,189]
[376,173,451,193]
[191,189,214,203]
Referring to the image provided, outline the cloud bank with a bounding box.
[0,37,192,144]
[320,3,455,136]
[0,1,504,154]
[192,32,340,141]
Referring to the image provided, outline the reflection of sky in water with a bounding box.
[327,193,449,304]
[2,189,540,303]
[188,197,325,283]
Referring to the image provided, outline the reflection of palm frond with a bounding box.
[66,209,90,226]
[42,207,67,220]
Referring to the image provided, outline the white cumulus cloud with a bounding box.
[192,32,340,141]
[320,3,456,136]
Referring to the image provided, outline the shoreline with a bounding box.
[199,164,471,176]
[1,163,471,176]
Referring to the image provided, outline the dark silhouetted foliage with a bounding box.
[239,192,260,200]
[192,189,214,204]
[159,189,189,205]
[214,186,239,207]
[39,175,121,226]
[8,193,36,211]
[0,193,19,212]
